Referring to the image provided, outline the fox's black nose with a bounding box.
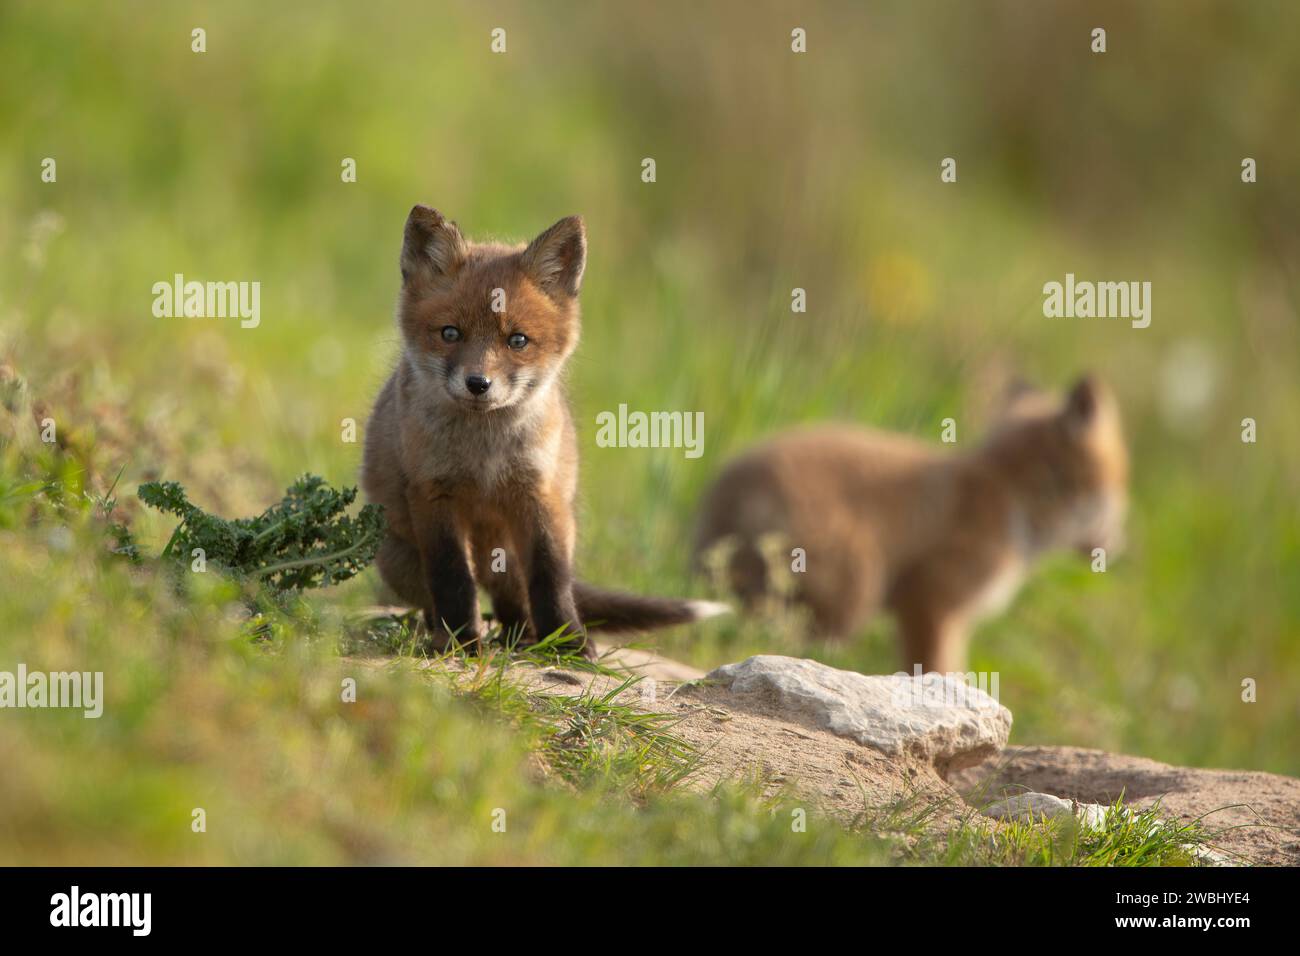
[465,374,492,396]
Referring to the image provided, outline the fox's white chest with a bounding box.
[404,396,557,492]
[409,417,530,487]
[967,505,1031,621]
[968,560,1026,621]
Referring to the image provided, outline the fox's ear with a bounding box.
[990,375,1052,425]
[521,216,586,298]
[401,205,468,286]
[1064,374,1111,432]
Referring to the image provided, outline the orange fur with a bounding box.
[694,377,1129,672]
[363,206,726,656]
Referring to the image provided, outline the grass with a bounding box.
[2,0,1295,863]
[0,389,1230,865]
[413,633,704,799]
[941,800,1218,868]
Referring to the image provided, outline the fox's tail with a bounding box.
[573,581,730,633]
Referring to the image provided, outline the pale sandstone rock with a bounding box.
[981,791,1108,827]
[706,655,1011,772]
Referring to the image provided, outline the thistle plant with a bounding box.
[138,475,384,591]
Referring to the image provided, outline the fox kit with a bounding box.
[694,377,1128,673]
[362,206,726,657]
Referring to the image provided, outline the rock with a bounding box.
[981,791,1108,828]
[706,655,1011,773]
[1076,802,1110,829]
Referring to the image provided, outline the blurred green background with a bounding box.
[2,0,1298,862]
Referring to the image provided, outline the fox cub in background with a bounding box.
[694,377,1129,673]
[363,206,726,657]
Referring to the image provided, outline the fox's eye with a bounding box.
[440,326,461,343]
[507,332,528,351]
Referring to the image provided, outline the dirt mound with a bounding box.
[385,638,1300,864]
[544,646,1300,863]
[950,745,1300,865]
[514,648,963,827]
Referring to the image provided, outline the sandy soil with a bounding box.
[364,634,1300,864]
[561,642,1300,864]
[516,653,961,827]
[950,745,1300,866]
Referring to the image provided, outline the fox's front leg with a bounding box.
[521,501,591,659]
[894,595,968,675]
[408,487,482,651]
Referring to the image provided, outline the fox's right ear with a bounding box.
[1063,373,1116,435]
[521,215,586,299]
[401,205,468,286]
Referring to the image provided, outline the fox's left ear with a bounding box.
[1064,374,1114,433]
[521,216,586,298]
[401,205,468,287]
